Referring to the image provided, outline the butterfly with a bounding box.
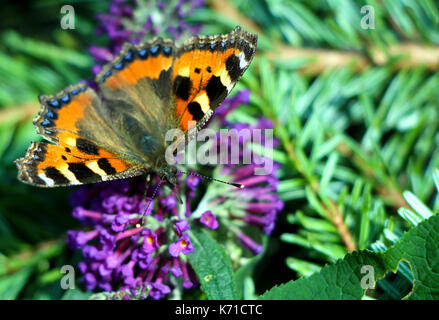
[15,26,257,189]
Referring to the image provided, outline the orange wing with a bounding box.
[16,27,257,187]
[16,142,134,186]
[15,84,140,187]
[171,26,257,132]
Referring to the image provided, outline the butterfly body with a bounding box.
[15,27,257,187]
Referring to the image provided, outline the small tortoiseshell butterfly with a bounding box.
[15,26,257,188]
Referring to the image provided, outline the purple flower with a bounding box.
[200,211,219,230]
[89,45,114,63]
[68,0,282,299]
[193,92,284,250]
[83,273,97,290]
[111,213,129,232]
[150,279,171,300]
[169,234,195,257]
[181,261,195,289]
[216,89,251,121]
[68,89,283,299]
[170,258,183,277]
[68,176,200,299]
[132,248,153,270]
[67,230,99,249]
[174,219,190,235]
[141,229,159,253]
[186,175,201,190]
[99,228,116,250]
[160,195,177,211]
[237,232,263,255]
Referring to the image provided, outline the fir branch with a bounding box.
[336,141,409,209]
[1,240,63,275]
[0,102,38,125]
[209,0,439,73]
[252,81,357,252]
[276,122,357,252]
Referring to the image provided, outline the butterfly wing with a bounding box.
[16,26,257,187]
[15,84,141,187]
[93,38,180,166]
[94,26,258,168]
[170,26,257,134]
[16,36,182,187]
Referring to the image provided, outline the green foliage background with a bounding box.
[0,0,438,300]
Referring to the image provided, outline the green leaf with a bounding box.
[61,289,93,300]
[261,214,439,300]
[0,267,33,299]
[187,228,238,300]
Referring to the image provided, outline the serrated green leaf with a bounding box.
[261,214,439,300]
[187,229,238,300]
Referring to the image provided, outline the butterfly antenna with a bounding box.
[138,175,164,227]
[178,170,244,189]
[172,187,184,204]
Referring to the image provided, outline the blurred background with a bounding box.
[0,0,438,299]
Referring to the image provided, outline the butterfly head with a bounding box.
[157,165,178,188]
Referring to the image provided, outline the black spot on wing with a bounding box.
[163,46,173,57]
[187,102,205,121]
[41,119,54,127]
[44,129,54,136]
[30,175,46,186]
[45,167,70,185]
[76,138,99,155]
[173,75,192,100]
[19,168,45,186]
[225,54,242,82]
[206,76,227,108]
[98,158,117,175]
[149,44,161,57]
[45,109,58,120]
[68,163,100,183]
